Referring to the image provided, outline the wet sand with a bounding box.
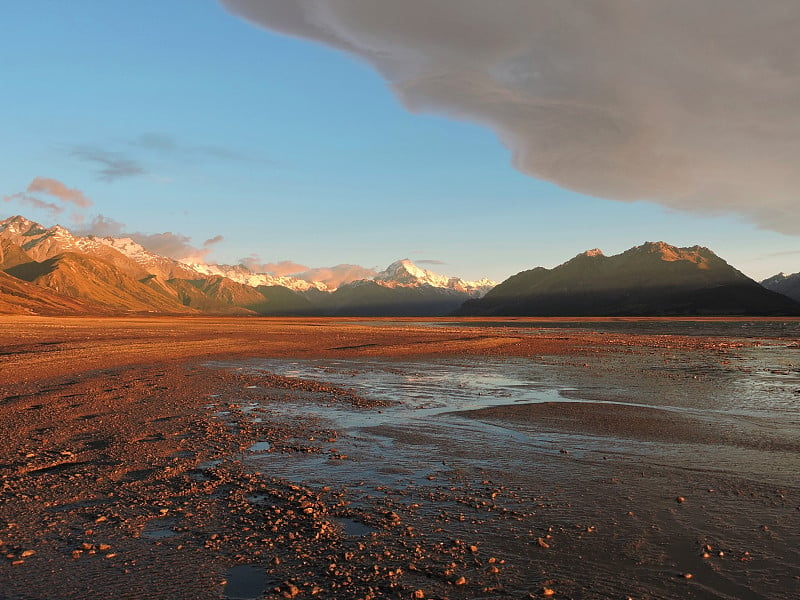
[1,316,799,599]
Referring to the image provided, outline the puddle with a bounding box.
[223,565,273,600]
[141,517,178,540]
[248,441,272,453]
[334,517,374,537]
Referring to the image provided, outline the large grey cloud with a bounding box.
[220,0,800,233]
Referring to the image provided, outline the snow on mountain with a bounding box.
[0,215,147,277]
[374,259,495,296]
[96,236,200,280]
[182,262,327,292]
[1,217,497,296]
[761,271,800,302]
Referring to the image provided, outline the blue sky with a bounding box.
[2,0,799,282]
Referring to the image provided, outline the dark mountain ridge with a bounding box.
[457,242,800,316]
[761,272,800,303]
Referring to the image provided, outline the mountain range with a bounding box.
[1,215,798,317]
[0,215,494,316]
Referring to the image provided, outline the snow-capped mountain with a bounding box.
[95,236,200,280]
[374,259,495,296]
[0,216,497,301]
[762,272,800,302]
[182,262,327,292]
[0,216,149,278]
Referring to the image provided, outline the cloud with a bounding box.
[238,257,310,276]
[133,132,251,162]
[27,177,92,207]
[220,0,800,233]
[75,214,127,237]
[77,214,221,262]
[203,234,225,247]
[415,259,446,265]
[238,255,375,287]
[3,192,63,217]
[294,264,377,288]
[71,147,145,181]
[3,177,92,218]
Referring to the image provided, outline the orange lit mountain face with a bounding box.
[5,252,197,314]
[1,216,799,317]
[0,270,101,315]
[457,242,800,316]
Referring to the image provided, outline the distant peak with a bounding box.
[582,248,604,257]
[0,214,45,235]
[1,214,33,227]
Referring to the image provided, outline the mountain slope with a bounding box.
[6,252,196,313]
[0,215,150,279]
[458,242,800,316]
[0,270,98,315]
[0,239,34,270]
[761,272,800,303]
[167,277,315,315]
[314,280,469,316]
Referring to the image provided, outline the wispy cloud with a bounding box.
[67,134,260,183]
[3,177,92,218]
[415,259,446,266]
[221,0,800,234]
[3,192,63,217]
[27,177,91,207]
[71,147,145,182]
[742,249,800,262]
[133,132,252,163]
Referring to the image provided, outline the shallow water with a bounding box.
[206,331,800,599]
[417,318,800,339]
[213,336,800,488]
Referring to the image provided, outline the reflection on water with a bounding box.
[223,565,273,600]
[212,335,800,488]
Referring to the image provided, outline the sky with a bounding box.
[2,0,799,283]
